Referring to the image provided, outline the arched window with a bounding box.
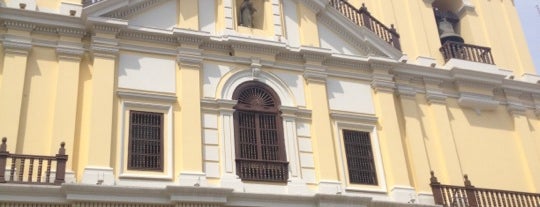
[232,81,288,182]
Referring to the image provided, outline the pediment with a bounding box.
[315,3,402,59]
[84,0,176,30]
[82,0,402,59]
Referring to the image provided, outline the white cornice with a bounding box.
[0,7,84,29]
[103,0,162,19]
[117,90,177,103]
[298,0,328,14]
[330,110,378,124]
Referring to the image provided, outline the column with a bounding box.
[424,78,463,186]
[395,78,432,193]
[303,53,339,193]
[370,63,413,202]
[81,25,120,185]
[507,91,540,192]
[176,45,205,186]
[0,22,32,153]
[51,39,84,183]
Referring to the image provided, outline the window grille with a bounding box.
[233,81,288,182]
[128,111,164,171]
[343,130,378,185]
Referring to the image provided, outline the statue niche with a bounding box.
[237,0,263,29]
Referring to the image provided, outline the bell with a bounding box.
[438,18,464,44]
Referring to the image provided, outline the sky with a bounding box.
[515,0,540,74]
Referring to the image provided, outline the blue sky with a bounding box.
[515,0,540,74]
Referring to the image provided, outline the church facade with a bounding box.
[0,0,539,206]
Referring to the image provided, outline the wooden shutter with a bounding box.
[128,111,164,171]
[343,130,378,185]
[233,81,288,182]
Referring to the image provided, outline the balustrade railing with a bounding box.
[236,158,288,182]
[430,171,540,207]
[440,41,495,64]
[0,138,68,185]
[329,0,401,51]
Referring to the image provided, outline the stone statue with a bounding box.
[240,0,257,28]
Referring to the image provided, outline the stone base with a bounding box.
[318,180,343,194]
[81,167,115,185]
[417,192,436,205]
[390,186,416,203]
[178,171,208,187]
[220,173,243,192]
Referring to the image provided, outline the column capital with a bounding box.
[371,73,396,93]
[177,47,203,68]
[2,40,32,55]
[56,47,84,61]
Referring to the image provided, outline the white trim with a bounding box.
[219,69,296,107]
[117,99,174,181]
[332,112,388,194]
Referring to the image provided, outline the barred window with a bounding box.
[128,111,164,171]
[343,130,378,185]
[233,81,288,182]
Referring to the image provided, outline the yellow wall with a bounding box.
[0,0,538,197]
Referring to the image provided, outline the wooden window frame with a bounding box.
[128,110,164,172]
[232,81,288,182]
[343,129,378,185]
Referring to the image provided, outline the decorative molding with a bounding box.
[250,58,262,79]
[304,66,328,83]
[458,92,499,111]
[317,12,371,56]
[117,90,177,103]
[103,0,163,19]
[177,47,204,67]
[301,47,332,63]
[371,72,396,93]
[167,186,232,204]
[201,98,237,113]
[90,45,119,58]
[330,111,378,124]
[56,47,84,61]
[57,27,87,37]
[397,85,417,97]
[1,40,32,55]
[280,106,313,120]
[298,0,328,14]
[200,42,233,53]
[276,52,305,63]
[3,20,35,31]
[93,24,123,34]
[323,58,371,72]
[231,42,282,56]
[503,89,528,115]
[424,77,447,104]
[118,31,176,44]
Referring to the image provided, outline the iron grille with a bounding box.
[128,111,164,171]
[343,130,378,185]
